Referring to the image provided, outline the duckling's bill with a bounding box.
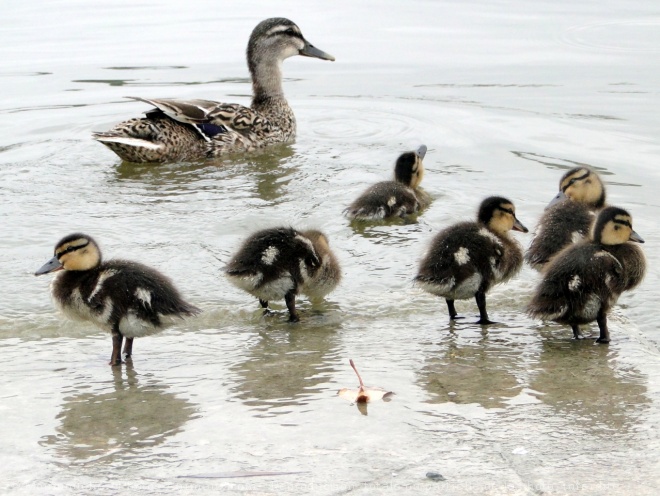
[35,256,63,276]
[546,191,566,209]
[630,230,645,243]
[513,218,528,233]
[415,145,427,159]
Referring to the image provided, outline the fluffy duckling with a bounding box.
[345,145,429,220]
[94,18,335,163]
[415,197,528,324]
[225,227,341,321]
[35,233,200,365]
[527,206,645,343]
[525,166,606,270]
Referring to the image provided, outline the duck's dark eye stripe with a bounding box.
[499,207,514,216]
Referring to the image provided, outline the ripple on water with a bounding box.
[561,19,660,53]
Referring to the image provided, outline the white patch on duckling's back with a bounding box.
[387,196,397,207]
[478,228,502,246]
[568,275,581,291]
[88,269,119,302]
[489,256,503,280]
[571,231,584,244]
[135,287,152,308]
[261,246,279,265]
[454,247,470,265]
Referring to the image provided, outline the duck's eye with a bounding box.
[285,28,296,36]
[614,225,620,230]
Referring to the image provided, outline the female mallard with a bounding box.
[344,145,429,220]
[94,18,335,163]
[525,166,605,270]
[527,206,645,343]
[415,196,528,324]
[35,233,200,365]
[225,227,341,322]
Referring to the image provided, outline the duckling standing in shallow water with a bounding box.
[526,167,606,270]
[527,206,645,343]
[94,18,335,163]
[415,196,528,324]
[345,146,429,220]
[225,227,341,322]
[35,234,200,365]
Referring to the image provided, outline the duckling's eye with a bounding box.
[614,225,620,230]
[284,28,296,36]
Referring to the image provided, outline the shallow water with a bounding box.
[2,0,660,494]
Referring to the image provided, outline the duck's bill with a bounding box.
[629,230,645,243]
[416,145,428,159]
[513,218,529,233]
[546,191,567,210]
[35,256,63,276]
[300,41,335,61]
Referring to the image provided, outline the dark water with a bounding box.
[1,1,660,494]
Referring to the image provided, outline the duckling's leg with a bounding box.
[571,325,584,340]
[595,311,610,343]
[123,338,134,359]
[474,291,495,325]
[285,291,299,322]
[259,299,268,309]
[110,328,124,366]
[446,299,464,320]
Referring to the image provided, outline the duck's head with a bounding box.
[247,18,334,73]
[301,229,332,257]
[593,206,644,245]
[35,233,102,275]
[394,145,427,189]
[478,196,528,236]
[547,167,605,209]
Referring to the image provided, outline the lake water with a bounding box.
[1,0,660,494]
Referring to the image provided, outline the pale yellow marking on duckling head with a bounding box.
[599,214,635,245]
[560,168,604,206]
[409,154,425,189]
[56,237,101,271]
[488,202,518,235]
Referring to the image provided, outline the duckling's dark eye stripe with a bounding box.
[57,241,89,258]
[499,207,515,216]
[613,219,632,228]
[562,171,590,192]
[271,27,303,40]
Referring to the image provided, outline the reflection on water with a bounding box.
[112,143,296,204]
[40,363,196,463]
[418,329,523,409]
[529,333,650,434]
[230,319,341,417]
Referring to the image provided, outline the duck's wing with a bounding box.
[127,96,270,140]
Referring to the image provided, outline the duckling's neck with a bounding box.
[250,58,285,104]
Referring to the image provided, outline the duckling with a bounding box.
[525,166,605,270]
[527,206,645,343]
[344,145,429,220]
[93,18,335,163]
[225,227,341,321]
[415,196,528,324]
[35,234,200,365]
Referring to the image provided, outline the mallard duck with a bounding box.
[525,166,605,270]
[35,233,200,365]
[415,196,528,324]
[344,145,429,220]
[527,206,645,343]
[225,227,341,321]
[93,18,335,163]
